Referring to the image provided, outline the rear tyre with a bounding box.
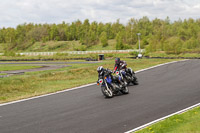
[120,86,129,94]
[133,76,139,85]
[133,79,139,85]
[101,86,113,98]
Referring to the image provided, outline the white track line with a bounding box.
[125,103,200,133]
[0,59,188,107]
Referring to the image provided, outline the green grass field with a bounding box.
[0,73,7,76]
[146,51,200,58]
[87,39,117,50]
[0,58,180,103]
[25,40,81,52]
[0,65,41,71]
[136,106,200,133]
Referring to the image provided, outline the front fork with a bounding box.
[119,73,128,87]
[121,71,128,83]
[104,79,114,92]
[104,79,109,90]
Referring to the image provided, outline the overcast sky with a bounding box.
[0,0,200,28]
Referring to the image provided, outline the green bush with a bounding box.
[74,45,86,51]
[3,51,16,56]
[100,32,108,47]
[129,51,139,57]
[104,53,114,58]
[123,44,132,49]
[143,38,149,46]
[116,32,124,50]
[164,37,183,54]
[55,52,69,56]
[142,51,150,57]
[88,54,98,59]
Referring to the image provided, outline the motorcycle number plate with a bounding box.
[99,79,103,85]
[116,71,119,75]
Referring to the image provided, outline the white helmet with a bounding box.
[97,66,104,74]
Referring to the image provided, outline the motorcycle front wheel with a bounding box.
[101,86,113,98]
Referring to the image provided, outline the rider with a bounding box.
[113,57,127,75]
[97,66,112,80]
[113,57,138,84]
[97,66,125,87]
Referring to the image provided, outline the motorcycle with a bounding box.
[97,70,129,98]
[115,68,138,86]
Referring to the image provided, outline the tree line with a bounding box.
[0,17,200,54]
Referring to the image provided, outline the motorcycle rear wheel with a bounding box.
[120,86,129,94]
[133,78,139,85]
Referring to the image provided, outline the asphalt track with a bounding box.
[0,60,200,133]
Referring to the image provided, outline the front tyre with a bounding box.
[101,86,113,98]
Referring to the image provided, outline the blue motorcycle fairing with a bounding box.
[105,76,112,84]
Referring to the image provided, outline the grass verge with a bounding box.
[0,58,181,103]
[136,106,200,133]
[146,51,200,58]
[0,65,41,71]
